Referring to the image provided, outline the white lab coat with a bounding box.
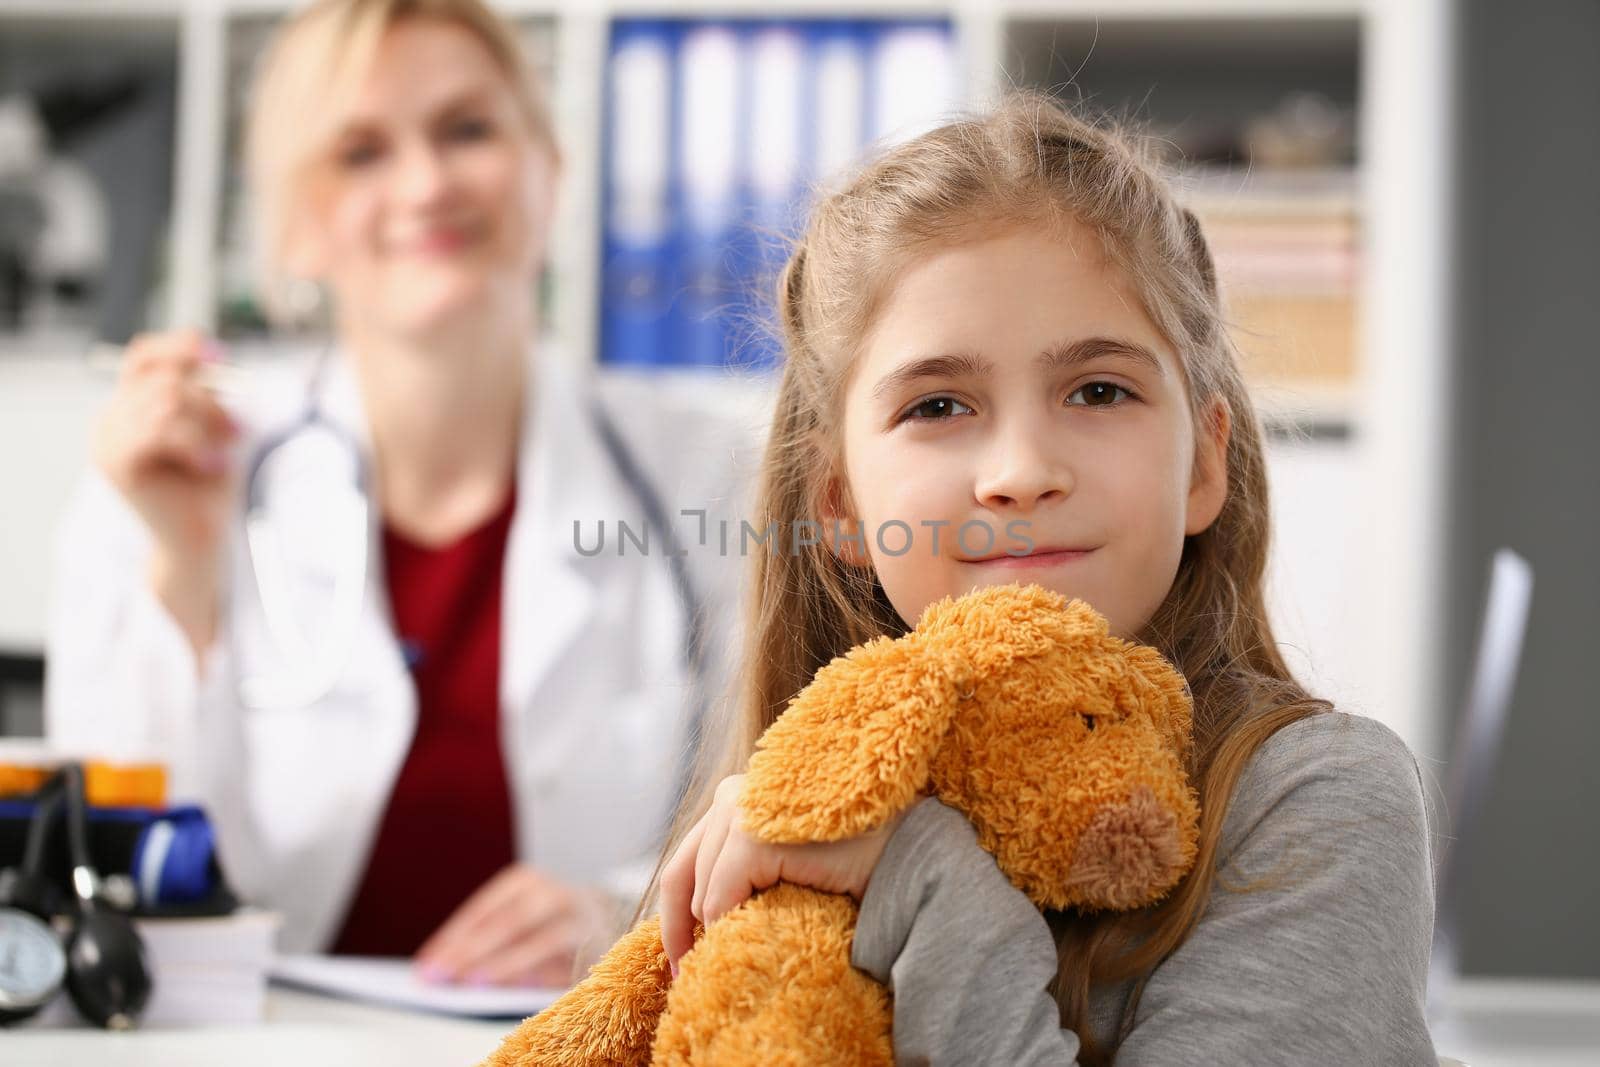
[44,343,764,952]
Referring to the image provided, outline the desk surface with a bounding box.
[7,987,512,1067]
[7,979,1599,1066]
[1431,979,1600,1067]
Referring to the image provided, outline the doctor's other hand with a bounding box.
[94,329,242,656]
[413,864,621,988]
[657,774,911,977]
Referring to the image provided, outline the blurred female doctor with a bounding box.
[45,0,752,986]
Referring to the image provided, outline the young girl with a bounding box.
[653,92,1437,1064]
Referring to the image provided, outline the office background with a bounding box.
[0,0,1593,988]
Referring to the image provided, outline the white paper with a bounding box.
[269,955,562,1019]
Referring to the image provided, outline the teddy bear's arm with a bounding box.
[479,916,672,1067]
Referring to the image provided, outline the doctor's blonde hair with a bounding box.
[651,90,1331,1066]
[244,0,556,324]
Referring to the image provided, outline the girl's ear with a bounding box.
[1184,396,1232,536]
[818,474,873,569]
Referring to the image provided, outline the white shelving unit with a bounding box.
[0,0,1456,766]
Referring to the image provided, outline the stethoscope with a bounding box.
[236,342,371,712]
[236,344,711,789]
[0,765,153,1029]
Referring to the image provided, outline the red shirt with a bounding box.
[330,481,519,957]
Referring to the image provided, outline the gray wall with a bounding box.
[1445,0,1600,979]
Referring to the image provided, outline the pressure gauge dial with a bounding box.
[0,906,66,1025]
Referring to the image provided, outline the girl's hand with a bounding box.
[658,774,911,975]
[414,864,621,988]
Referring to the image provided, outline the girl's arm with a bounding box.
[1113,711,1437,1063]
[850,796,1083,1066]
[851,711,1438,1066]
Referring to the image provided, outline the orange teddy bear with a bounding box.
[483,582,1200,1066]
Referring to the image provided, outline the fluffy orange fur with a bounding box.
[482,583,1199,1066]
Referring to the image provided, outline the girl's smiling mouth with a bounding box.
[961,546,1098,568]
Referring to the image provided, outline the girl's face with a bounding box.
[832,221,1230,639]
[289,18,556,339]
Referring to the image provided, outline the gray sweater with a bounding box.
[849,711,1439,1066]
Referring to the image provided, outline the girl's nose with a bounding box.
[973,418,1074,512]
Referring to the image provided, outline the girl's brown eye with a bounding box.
[1068,382,1131,407]
[902,396,973,422]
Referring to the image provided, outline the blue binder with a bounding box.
[600,17,955,371]
[670,22,742,368]
[601,20,676,368]
[727,21,808,370]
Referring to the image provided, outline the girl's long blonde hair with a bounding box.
[648,90,1330,1065]
[244,0,556,324]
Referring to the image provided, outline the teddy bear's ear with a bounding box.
[739,631,971,844]
[1117,641,1195,758]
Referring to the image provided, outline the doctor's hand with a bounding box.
[95,330,242,558]
[94,329,243,657]
[413,864,621,988]
[658,774,912,977]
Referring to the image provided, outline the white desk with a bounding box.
[1431,979,1600,1067]
[6,988,513,1067]
[6,979,1598,1066]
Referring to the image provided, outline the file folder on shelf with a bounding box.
[600,17,957,371]
[602,20,676,370]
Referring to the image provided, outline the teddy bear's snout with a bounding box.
[1064,786,1189,910]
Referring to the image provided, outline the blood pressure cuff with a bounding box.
[0,800,237,917]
